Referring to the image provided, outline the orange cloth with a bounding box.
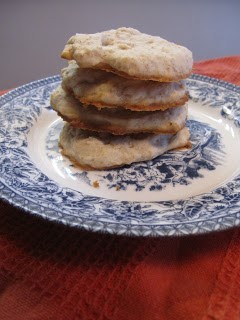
[194,56,240,85]
[0,56,240,320]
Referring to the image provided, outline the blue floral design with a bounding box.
[0,74,240,236]
[46,119,224,192]
[101,120,224,191]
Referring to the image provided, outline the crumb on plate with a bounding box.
[93,180,100,188]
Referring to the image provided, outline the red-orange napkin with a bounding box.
[0,56,240,320]
[194,56,240,85]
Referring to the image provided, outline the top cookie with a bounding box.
[61,27,193,82]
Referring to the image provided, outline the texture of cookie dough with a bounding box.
[61,61,188,111]
[61,27,193,82]
[51,86,188,135]
[59,123,190,170]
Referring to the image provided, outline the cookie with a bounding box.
[61,27,193,82]
[51,86,188,135]
[59,123,190,170]
[61,61,188,111]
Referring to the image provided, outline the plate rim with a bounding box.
[0,74,240,237]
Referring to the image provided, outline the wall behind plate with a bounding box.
[1,0,240,89]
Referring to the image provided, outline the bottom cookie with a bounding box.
[59,123,190,170]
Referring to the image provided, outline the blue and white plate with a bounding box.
[0,75,239,236]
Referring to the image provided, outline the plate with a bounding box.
[0,75,240,236]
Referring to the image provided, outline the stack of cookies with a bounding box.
[51,27,193,170]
